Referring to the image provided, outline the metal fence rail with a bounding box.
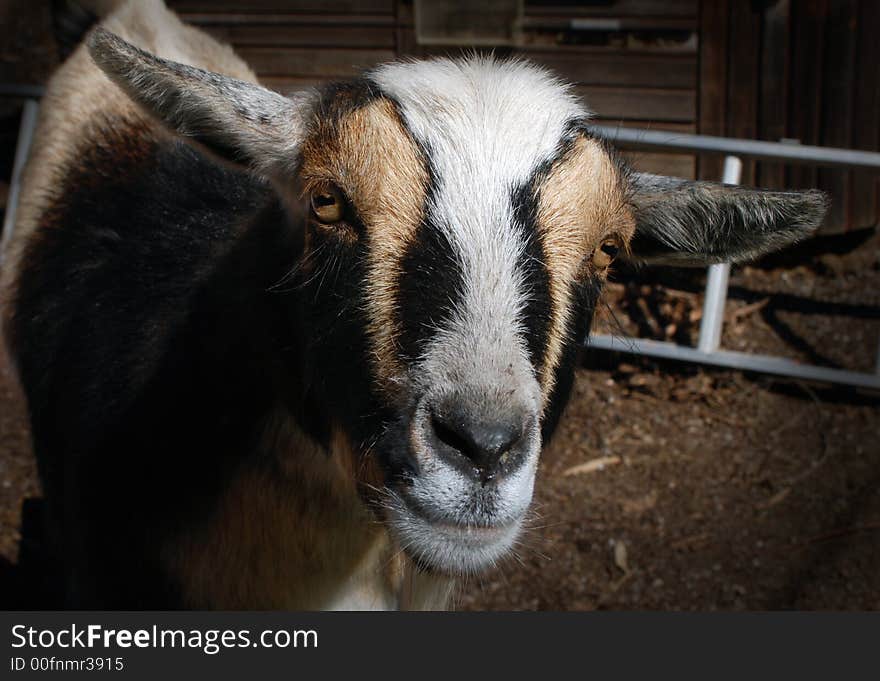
[590,125,880,391]
[593,124,880,170]
[0,99,39,263]
[0,85,44,267]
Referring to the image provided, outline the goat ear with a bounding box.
[626,172,828,266]
[87,28,311,175]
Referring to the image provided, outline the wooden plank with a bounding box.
[523,0,697,18]
[697,0,727,181]
[757,0,790,190]
[180,13,395,25]
[359,28,501,60]
[851,0,880,229]
[574,86,696,122]
[169,0,394,13]
[395,0,412,56]
[595,121,696,179]
[0,0,58,87]
[261,76,323,93]
[725,1,760,185]
[194,24,395,48]
[519,28,698,53]
[396,26,698,64]
[592,120,696,134]
[814,0,857,231]
[521,16,697,31]
[621,151,695,179]
[519,51,696,88]
[239,47,396,77]
[787,0,826,193]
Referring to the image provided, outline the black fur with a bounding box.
[512,127,609,443]
[396,218,465,363]
[295,196,387,453]
[393,136,467,364]
[540,275,603,443]
[10,121,309,607]
[295,79,398,451]
[313,78,382,124]
[52,0,99,60]
[511,180,553,372]
[10,82,419,605]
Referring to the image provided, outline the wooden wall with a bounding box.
[168,0,700,180]
[699,0,880,232]
[166,0,879,233]
[402,0,700,180]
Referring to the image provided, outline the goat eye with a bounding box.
[310,187,344,223]
[592,237,621,270]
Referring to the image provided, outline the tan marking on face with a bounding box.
[535,135,635,402]
[299,97,428,394]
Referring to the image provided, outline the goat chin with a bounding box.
[385,493,526,576]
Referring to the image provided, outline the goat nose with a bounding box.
[428,406,526,483]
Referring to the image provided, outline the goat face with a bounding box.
[292,64,635,574]
[88,31,827,576]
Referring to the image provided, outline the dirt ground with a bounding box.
[1,236,878,610]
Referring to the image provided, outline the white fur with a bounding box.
[386,407,542,574]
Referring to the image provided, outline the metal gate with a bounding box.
[589,125,880,391]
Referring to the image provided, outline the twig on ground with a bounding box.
[670,532,710,550]
[729,297,770,323]
[561,456,622,477]
[798,523,880,546]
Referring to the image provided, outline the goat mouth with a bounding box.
[385,492,523,575]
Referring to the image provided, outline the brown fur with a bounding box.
[535,136,635,401]
[166,410,396,609]
[299,97,429,395]
[166,408,449,610]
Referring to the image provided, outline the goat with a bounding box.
[1,0,826,609]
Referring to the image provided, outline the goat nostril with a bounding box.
[431,415,477,461]
[429,409,525,480]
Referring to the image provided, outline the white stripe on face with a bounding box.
[368,56,589,405]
